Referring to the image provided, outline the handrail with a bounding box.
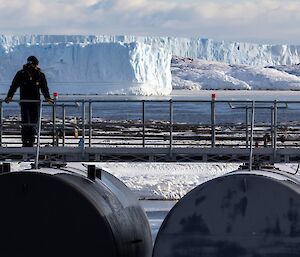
[0,98,299,165]
[249,101,255,171]
[35,100,43,169]
[2,98,300,104]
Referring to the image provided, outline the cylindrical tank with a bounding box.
[0,166,152,257]
[153,168,300,257]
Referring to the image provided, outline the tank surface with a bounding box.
[153,168,300,257]
[0,166,152,257]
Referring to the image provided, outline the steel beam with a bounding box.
[0,146,299,163]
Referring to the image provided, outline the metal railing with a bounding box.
[0,98,300,150]
[1,97,300,163]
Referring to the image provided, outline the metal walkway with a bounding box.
[0,146,299,163]
[0,97,300,164]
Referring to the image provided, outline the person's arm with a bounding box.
[5,71,22,102]
[40,72,54,104]
[40,72,51,99]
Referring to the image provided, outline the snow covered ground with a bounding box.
[172,57,300,90]
[96,162,240,199]
[8,161,239,200]
[269,64,300,77]
[9,161,300,201]
[94,162,300,200]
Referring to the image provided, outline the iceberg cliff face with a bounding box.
[1,35,300,66]
[1,35,300,95]
[0,40,172,96]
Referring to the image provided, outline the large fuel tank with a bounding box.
[0,165,152,257]
[153,168,300,257]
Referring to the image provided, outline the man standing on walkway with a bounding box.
[5,56,53,147]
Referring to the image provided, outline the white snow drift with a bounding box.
[8,161,240,200]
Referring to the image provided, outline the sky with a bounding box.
[0,0,300,45]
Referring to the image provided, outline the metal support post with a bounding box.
[142,101,145,147]
[273,100,278,163]
[245,106,249,148]
[62,104,66,147]
[35,101,43,169]
[169,100,173,151]
[211,98,216,147]
[81,100,86,149]
[249,101,255,171]
[0,101,2,147]
[52,100,57,146]
[271,107,274,148]
[88,100,92,147]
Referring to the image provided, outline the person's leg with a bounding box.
[21,104,31,147]
[27,104,39,147]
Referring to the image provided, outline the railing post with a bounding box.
[52,100,57,146]
[142,100,145,147]
[82,100,86,149]
[273,100,278,163]
[35,100,43,169]
[211,94,216,147]
[0,101,2,147]
[271,106,274,148]
[245,106,249,148]
[169,99,173,151]
[62,104,65,147]
[89,100,92,147]
[249,101,255,171]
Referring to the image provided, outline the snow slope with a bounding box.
[1,35,300,66]
[172,57,300,90]
[269,64,300,77]
[0,41,172,95]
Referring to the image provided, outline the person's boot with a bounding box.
[22,140,34,147]
[27,139,34,147]
[22,141,30,147]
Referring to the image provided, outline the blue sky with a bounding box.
[0,0,300,45]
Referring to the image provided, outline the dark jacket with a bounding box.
[7,64,50,101]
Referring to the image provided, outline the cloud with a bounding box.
[0,0,300,44]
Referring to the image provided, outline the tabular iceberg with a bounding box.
[1,35,300,66]
[0,40,172,96]
[1,35,300,94]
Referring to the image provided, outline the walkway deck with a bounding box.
[0,146,299,163]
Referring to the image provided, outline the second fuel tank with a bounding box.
[153,167,300,257]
